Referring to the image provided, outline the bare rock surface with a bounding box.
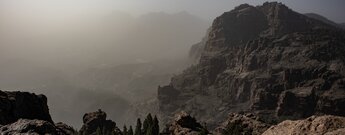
[163,111,208,135]
[214,113,270,135]
[262,115,345,135]
[0,119,57,135]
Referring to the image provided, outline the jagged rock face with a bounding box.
[262,115,345,135]
[0,119,57,135]
[158,2,345,128]
[79,110,117,135]
[214,113,270,135]
[0,90,53,125]
[163,112,208,135]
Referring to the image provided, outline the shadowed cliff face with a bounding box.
[158,2,345,128]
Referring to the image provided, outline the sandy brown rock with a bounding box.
[262,115,345,135]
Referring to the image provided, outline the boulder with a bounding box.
[56,122,76,135]
[79,109,117,135]
[163,111,208,135]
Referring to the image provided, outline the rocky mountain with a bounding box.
[158,2,345,128]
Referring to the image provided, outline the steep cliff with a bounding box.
[158,2,345,128]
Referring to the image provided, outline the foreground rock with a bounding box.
[214,113,270,135]
[158,2,345,127]
[0,119,57,135]
[262,115,345,135]
[163,111,208,135]
[56,122,77,135]
[0,90,53,125]
[79,109,118,135]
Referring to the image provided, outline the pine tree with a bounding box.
[147,113,153,125]
[143,113,153,135]
[135,118,142,135]
[143,118,149,134]
[123,125,128,135]
[152,116,159,135]
[128,126,134,135]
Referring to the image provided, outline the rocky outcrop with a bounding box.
[56,122,77,135]
[163,111,208,135]
[0,90,53,125]
[214,113,270,135]
[158,2,345,128]
[79,109,117,135]
[262,115,345,135]
[0,119,58,135]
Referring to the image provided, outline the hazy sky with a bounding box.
[1,0,345,23]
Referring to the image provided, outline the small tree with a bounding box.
[143,113,153,135]
[135,118,142,135]
[128,126,134,135]
[152,116,159,135]
[123,125,128,135]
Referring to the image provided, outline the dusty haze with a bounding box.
[1,0,344,128]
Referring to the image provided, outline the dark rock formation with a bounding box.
[0,119,57,135]
[79,109,117,135]
[214,113,270,135]
[262,115,345,135]
[56,122,77,135]
[0,90,53,125]
[162,111,208,135]
[158,2,345,128]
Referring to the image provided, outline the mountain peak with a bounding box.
[205,2,334,53]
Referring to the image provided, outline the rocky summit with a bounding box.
[0,90,53,125]
[79,109,119,135]
[158,2,345,128]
